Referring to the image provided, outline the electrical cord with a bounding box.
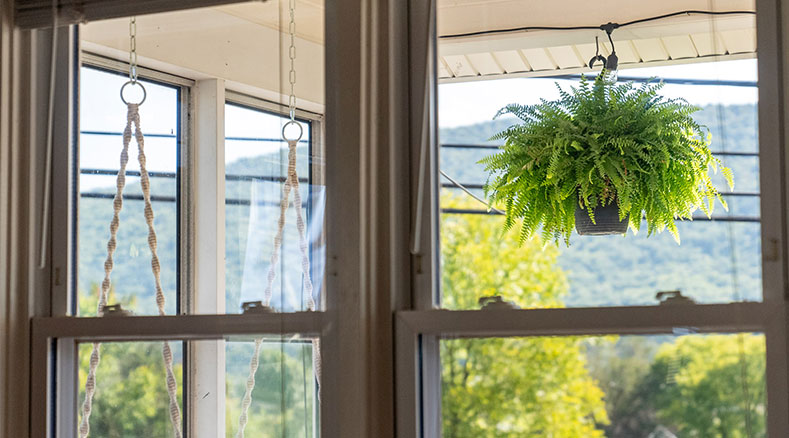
[439,10,756,40]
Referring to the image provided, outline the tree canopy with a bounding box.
[441,195,609,437]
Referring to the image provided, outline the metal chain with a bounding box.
[287,0,296,121]
[129,17,138,83]
[236,4,323,436]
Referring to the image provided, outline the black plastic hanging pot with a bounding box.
[574,199,629,236]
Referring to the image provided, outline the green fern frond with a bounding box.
[480,71,734,246]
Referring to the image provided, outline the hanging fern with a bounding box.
[481,73,734,245]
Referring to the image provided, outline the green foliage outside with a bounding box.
[77,143,316,436]
[651,335,766,437]
[74,97,765,436]
[224,341,316,438]
[77,287,315,437]
[441,195,609,437]
[441,104,762,307]
[77,288,184,438]
[585,334,766,438]
[482,75,733,244]
[76,200,766,437]
[440,195,765,438]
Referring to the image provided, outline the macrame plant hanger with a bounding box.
[235,0,321,436]
[78,17,183,438]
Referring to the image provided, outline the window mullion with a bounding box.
[31,312,325,437]
[51,25,78,317]
[190,78,227,438]
[758,0,789,433]
[33,313,323,342]
[409,0,440,312]
[398,303,772,337]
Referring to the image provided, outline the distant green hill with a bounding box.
[439,104,758,152]
[77,103,762,314]
[77,144,314,315]
[439,103,762,307]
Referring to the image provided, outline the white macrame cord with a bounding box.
[235,0,321,436]
[235,137,321,438]
[78,101,183,438]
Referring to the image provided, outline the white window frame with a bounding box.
[75,51,195,318]
[395,0,789,437]
[30,9,353,438]
[6,0,412,436]
[46,52,196,436]
[188,84,326,435]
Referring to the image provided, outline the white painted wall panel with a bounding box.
[662,35,698,60]
[443,54,477,77]
[631,38,668,62]
[438,60,452,79]
[690,31,728,56]
[520,48,555,71]
[614,40,641,64]
[466,52,504,75]
[82,8,326,106]
[720,28,757,54]
[547,45,583,69]
[492,50,530,73]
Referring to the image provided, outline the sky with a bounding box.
[80,67,308,190]
[80,58,759,190]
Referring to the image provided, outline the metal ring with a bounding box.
[282,120,303,142]
[120,80,147,105]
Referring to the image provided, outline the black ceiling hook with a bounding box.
[588,36,607,69]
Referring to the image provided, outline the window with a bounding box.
[441,334,766,436]
[33,2,331,436]
[77,63,185,316]
[16,0,789,437]
[397,1,789,437]
[439,63,762,308]
[224,99,324,313]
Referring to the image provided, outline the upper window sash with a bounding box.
[73,59,190,317]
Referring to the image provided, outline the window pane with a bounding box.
[441,333,766,437]
[80,1,328,316]
[437,1,762,308]
[225,337,318,436]
[75,337,320,437]
[77,341,184,437]
[442,211,761,308]
[77,66,180,316]
[225,103,325,313]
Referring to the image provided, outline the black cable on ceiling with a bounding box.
[439,10,756,40]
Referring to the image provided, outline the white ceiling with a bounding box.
[80,0,757,106]
[82,1,326,109]
[214,0,325,43]
[437,0,757,81]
